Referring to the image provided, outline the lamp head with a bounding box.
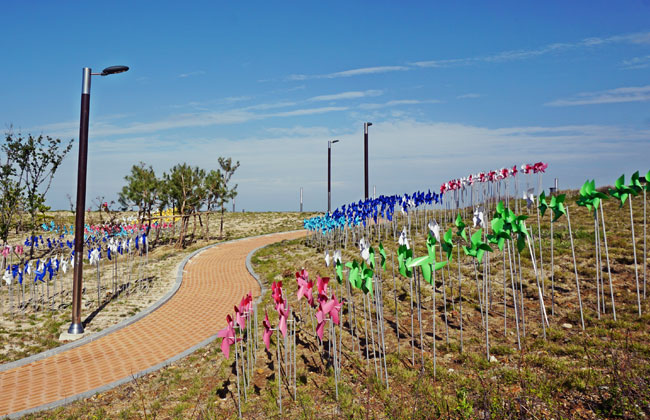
[332,139,340,144]
[101,65,130,76]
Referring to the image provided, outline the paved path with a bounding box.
[0,230,306,418]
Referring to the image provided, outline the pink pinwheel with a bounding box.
[296,275,314,306]
[328,293,343,326]
[316,275,330,296]
[2,246,11,258]
[14,245,23,256]
[276,300,289,338]
[511,165,518,176]
[271,281,283,306]
[262,310,273,351]
[239,292,253,314]
[315,308,326,340]
[217,314,240,359]
[234,304,247,330]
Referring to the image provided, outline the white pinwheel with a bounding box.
[89,248,100,265]
[428,219,440,242]
[333,250,342,264]
[524,187,535,209]
[473,206,485,228]
[359,238,370,262]
[325,250,331,267]
[398,227,410,249]
[25,260,31,275]
[3,268,12,285]
[61,258,68,274]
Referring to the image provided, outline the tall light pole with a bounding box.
[68,65,129,336]
[328,139,339,214]
[364,122,372,200]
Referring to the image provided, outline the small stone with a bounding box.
[561,323,572,329]
[489,355,498,363]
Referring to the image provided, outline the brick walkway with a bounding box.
[0,230,306,417]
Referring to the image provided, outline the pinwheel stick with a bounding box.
[599,202,616,321]
[507,240,521,350]
[629,197,642,316]
[566,206,585,331]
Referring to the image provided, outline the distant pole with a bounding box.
[328,140,339,214]
[364,122,372,200]
[233,198,235,213]
[373,185,376,200]
[300,187,303,213]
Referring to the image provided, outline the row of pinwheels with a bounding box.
[303,161,549,234]
[41,220,175,239]
[1,229,151,315]
[439,161,547,194]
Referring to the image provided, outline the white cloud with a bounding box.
[621,54,650,69]
[358,99,441,110]
[46,117,650,213]
[31,105,347,139]
[178,70,206,78]
[412,31,650,68]
[457,93,481,99]
[287,66,409,81]
[308,90,383,102]
[545,85,650,106]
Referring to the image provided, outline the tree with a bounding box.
[0,133,27,244]
[163,163,205,247]
[203,169,223,240]
[12,134,73,256]
[217,157,240,237]
[118,162,159,228]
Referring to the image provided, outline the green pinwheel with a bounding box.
[361,261,374,295]
[577,179,608,213]
[462,229,493,264]
[378,242,387,271]
[345,260,362,289]
[397,244,413,278]
[487,215,511,252]
[538,191,549,217]
[629,171,643,196]
[540,192,566,222]
[441,228,454,261]
[455,213,467,241]
[335,259,343,284]
[408,233,447,285]
[548,194,567,222]
[608,174,633,208]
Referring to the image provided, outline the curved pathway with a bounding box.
[0,230,306,418]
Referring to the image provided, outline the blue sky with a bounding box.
[2,1,649,212]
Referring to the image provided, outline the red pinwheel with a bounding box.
[217,314,241,359]
[262,310,273,351]
[533,161,548,173]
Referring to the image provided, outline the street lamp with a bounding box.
[328,139,340,214]
[364,122,372,200]
[68,65,129,336]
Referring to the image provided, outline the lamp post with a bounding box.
[328,139,339,214]
[364,122,372,200]
[68,65,129,335]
